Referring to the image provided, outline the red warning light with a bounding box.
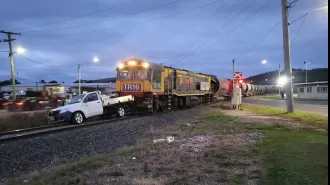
[239,79,243,83]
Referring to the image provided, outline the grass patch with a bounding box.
[260,129,328,185]
[253,94,281,100]
[242,103,328,129]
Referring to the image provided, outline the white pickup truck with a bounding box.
[47,91,134,124]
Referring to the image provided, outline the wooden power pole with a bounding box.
[0,30,21,100]
[280,0,294,113]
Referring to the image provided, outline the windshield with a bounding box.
[69,94,86,104]
[117,69,133,80]
[117,69,149,80]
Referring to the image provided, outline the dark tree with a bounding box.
[0,79,21,86]
[40,80,47,84]
[48,80,58,84]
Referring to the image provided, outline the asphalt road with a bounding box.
[243,97,328,116]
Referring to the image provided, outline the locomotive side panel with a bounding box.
[163,67,212,96]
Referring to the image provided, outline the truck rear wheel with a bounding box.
[72,112,84,124]
[116,107,125,117]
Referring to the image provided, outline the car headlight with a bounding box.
[59,108,68,113]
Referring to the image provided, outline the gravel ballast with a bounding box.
[0,105,212,180]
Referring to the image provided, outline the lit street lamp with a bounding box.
[278,76,287,87]
[93,57,100,63]
[262,59,281,95]
[78,57,100,94]
[16,46,26,54]
[0,45,26,100]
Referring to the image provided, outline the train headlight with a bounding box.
[142,62,149,68]
[128,60,137,66]
[118,63,124,69]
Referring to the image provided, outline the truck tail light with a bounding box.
[16,102,24,106]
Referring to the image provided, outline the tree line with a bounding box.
[0,79,60,86]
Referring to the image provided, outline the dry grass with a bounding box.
[0,110,49,132]
[14,133,262,185]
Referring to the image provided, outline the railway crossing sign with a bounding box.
[233,79,244,84]
[234,72,243,79]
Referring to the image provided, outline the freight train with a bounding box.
[47,58,274,124]
[115,58,270,113]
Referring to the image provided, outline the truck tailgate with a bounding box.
[102,95,134,107]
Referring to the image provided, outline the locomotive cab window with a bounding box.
[152,70,162,89]
[152,71,161,82]
[117,70,132,80]
[135,69,149,80]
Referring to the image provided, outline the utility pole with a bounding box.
[35,82,38,92]
[232,59,235,85]
[278,64,281,96]
[0,30,21,100]
[78,64,81,95]
[304,61,308,83]
[281,0,294,112]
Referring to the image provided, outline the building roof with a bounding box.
[293,81,328,86]
[85,77,116,83]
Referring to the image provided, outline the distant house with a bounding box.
[294,81,328,100]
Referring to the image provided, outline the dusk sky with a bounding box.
[0,0,328,84]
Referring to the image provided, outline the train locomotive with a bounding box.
[115,58,268,112]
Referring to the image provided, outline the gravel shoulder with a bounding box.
[0,105,212,181]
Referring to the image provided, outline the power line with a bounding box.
[169,0,245,65]
[17,53,106,69]
[291,13,309,47]
[21,0,184,34]
[21,0,225,37]
[236,22,280,59]
[171,0,255,65]
[224,0,274,36]
[12,0,143,31]
[17,54,58,67]
[289,13,308,25]
[191,0,274,58]
[165,0,228,63]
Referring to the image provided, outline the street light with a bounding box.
[304,61,310,83]
[278,76,287,87]
[16,46,26,54]
[262,60,281,95]
[3,46,26,100]
[93,57,100,63]
[78,57,100,94]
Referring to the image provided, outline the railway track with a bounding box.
[0,116,139,143]
[0,101,225,143]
